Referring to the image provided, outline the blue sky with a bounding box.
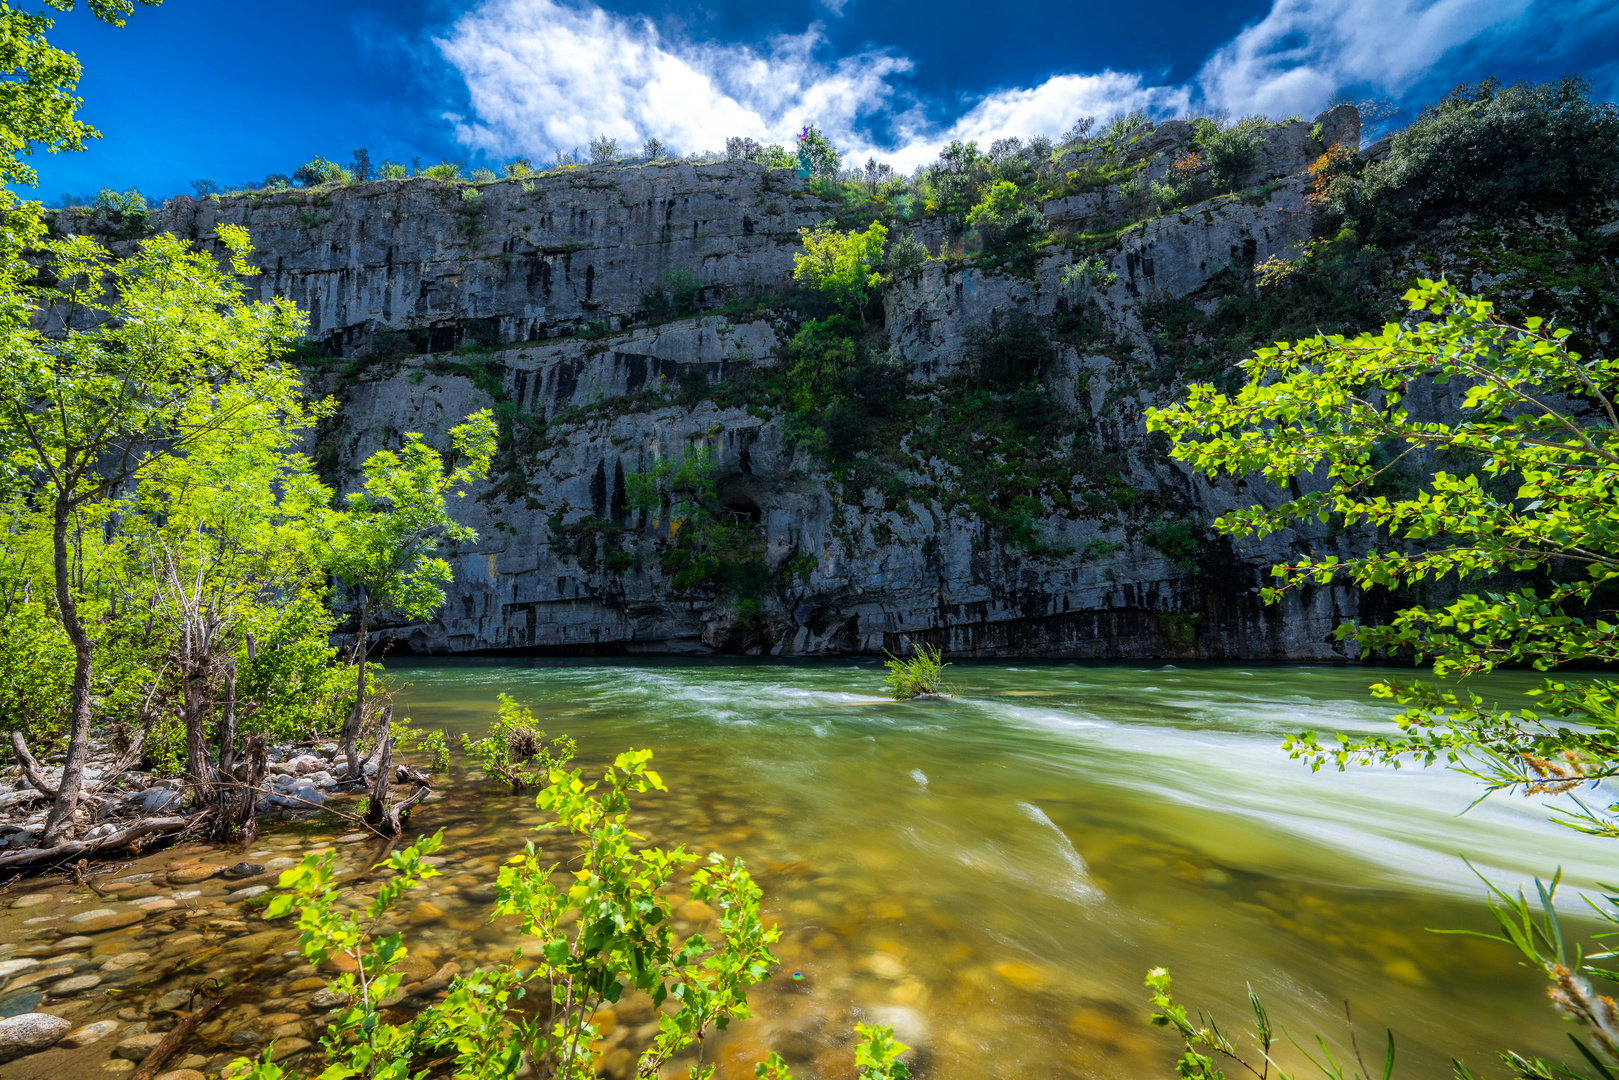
[28,0,1619,202]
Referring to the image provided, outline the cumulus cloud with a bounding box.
[436,0,1612,172]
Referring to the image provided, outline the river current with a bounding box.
[0,658,1602,1080]
[385,658,1598,1078]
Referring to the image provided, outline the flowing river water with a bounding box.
[0,659,1609,1079]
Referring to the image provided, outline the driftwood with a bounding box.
[0,815,189,870]
[130,987,230,1080]
[367,743,432,836]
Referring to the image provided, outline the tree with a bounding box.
[0,226,306,846]
[792,219,887,316]
[1144,280,1619,1075]
[322,411,497,780]
[795,124,841,178]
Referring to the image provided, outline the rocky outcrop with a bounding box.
[51,110,1402,659]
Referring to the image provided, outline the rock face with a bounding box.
[52,108,1421,659]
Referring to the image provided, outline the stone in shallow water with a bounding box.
[102,1059,135,1074]
[100,952,148,973]
[66,909,145,933]
[166,864,224,885]
[9,894,53,909]
[269,1038,311,1061]
[0,1011,72,1062]
[114,1032,165,1060]
[0,960,38,981]
[53,936,94,951]
[60,1019,119,1048]
[155,1071,207,1080]
[48,973,102,995]
[228,885,269,901]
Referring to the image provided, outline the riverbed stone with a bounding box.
[100,952,149,972]
[9,894,53,909]
[269,1038,312,1061]
[48,973,102,995]
[60,1019,119,1047]
[166,863,224,885]
[154,1071,206,1080]
[6,967,70,992]
[228,885,269,900]
[115,1032,166,1059]
[288,977,325,992]
[102,1062,136,1075]
[309,988,348,1008]
[66,908,145,933]
[0,1011,72,1061]
[0,960,38,980]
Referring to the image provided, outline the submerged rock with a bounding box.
[0,1011,72,1061]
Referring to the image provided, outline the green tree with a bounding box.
[0,226,306,845]
[796,124,841,178]
[1143,280,1619,1075]
[321,411,497,780]
[793,219,888,316]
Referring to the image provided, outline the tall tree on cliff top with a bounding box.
[322,413,496,781]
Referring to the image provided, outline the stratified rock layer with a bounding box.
[60,113,1400,658]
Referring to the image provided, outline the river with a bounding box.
[0,657,1602,1080]
[385,657,1601,1079]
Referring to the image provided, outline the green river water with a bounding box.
[382,657,1605,1080]
[1,657,1604,1080]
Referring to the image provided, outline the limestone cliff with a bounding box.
[53,106,1609,658]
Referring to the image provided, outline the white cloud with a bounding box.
[437,0,1614,172]
[1198,0,1531,118]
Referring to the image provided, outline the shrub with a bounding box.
[964,307,1054,390]
[503,157,533,178]
[1331,75,1619,240]
[379,161,408,179]
[421,161,461,180]
[292,156,350,186]
[793,219,888,315]
[459,693,576,791]
[469,166,497,182]
[243,753,918,1080]
[883,640,951,699]
[589,134,619,163]
[886,230,928,274]
[642,136,666,159]
[1196,121,1261,191]
[796,124,841,178]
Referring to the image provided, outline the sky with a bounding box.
[26,0,1619,203]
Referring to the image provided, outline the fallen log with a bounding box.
[0,815,190,870]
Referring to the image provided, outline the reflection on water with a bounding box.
[380,658,1596,1079]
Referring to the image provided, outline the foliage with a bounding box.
[965,179,1048,259]
[755,1023,912,1080]
[796,124,841,178]
[293,155,350,187]
[461,693,576,791]
[238,750,893,1080]
[1146,279,1619,1076]
[589,134,619,163]
[320,410,496,776]
[641,268,702,319]
[1326,76,1619,242]
[883,641,950,699]
[793,220,888,316]
[964,307,1054,391]
[625,445,769,601]
[885,230,928,274]
[1195,120,1263,192]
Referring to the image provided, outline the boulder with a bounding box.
[1314,103,1361,151]
[0,1012,72,1062]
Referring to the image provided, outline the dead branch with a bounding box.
[0,816,189,871]
[130,985,231,1080]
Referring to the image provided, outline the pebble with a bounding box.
[65,909,145,933]
[129,897,177,912]
[335,833,367,843]
[0,1012,72,1062]
[269,1037,312,1061]
[310,988,349,1008]
[54,936,94,950]
[9,894,53,909]
[155,1072,207,1080]
[60,1019,119,1048]
[102,1060,135,1074]
[115,1032,166,1060]
[228,886,270,900]
[0,960,38,980]
[166,864,225,885]
[48,973,102,995]
[101,952,149,972]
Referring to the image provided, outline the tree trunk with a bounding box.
[41,500,94,848]
[215,662,237,798]
[181,630,210,791]
[365,733,392,826]
[340,606,369,781]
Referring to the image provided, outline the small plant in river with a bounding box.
[883,640,951,700]
[460,693,576,790]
